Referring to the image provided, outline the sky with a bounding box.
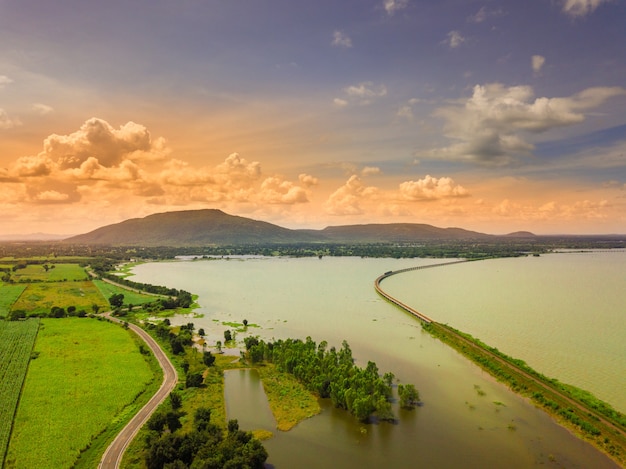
[1,0,625,236]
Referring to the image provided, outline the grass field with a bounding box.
[0,285,26,318]
[92,279,159,306]
[4,317,159,469]
[0,319,39,467]
[10,281,108,316]
[10,264,88,282]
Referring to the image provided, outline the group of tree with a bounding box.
[145,399,267,469]
[99,272,193,308]
[7,305,91,320]
[242,336,420,421]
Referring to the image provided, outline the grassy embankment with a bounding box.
[4,317,161,469]
[422,321,626,466]
[0,319,39,467]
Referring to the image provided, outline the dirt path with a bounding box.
[98,313,178,469]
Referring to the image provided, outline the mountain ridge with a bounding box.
[63,209,518,246]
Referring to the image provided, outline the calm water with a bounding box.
[131,254,622,468]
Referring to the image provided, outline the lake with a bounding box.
[131,253,623,468]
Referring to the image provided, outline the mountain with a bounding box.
[316,223,491,243]
[0,233,69,241]
[64,209,496,246]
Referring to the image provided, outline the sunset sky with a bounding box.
[1,0,625,236]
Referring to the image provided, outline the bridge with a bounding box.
[374,259,470,324]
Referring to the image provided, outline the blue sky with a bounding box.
[1,0,625,234]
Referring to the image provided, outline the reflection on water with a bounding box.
[132,255,620,468]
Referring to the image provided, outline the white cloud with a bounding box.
[467,6,505,23]
[332,31,352,48]
[561,0,613,17]
[399,175,469,200]
[336,82,387,106]
[33,103,54,115]
[324,175,379,215]
[428,83,626,164]
[0,75,13,87]
[532,55,546,73]
[397,98,420,120]
[259,177,309,204]
[444,30,465,49]
[362,166,381,176]
[384,0,409,16]
[298,173,319,187]
[43,117,163,169]
[0,109,21,129]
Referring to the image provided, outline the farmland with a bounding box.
[92,279,159,306]
[0,319,39,466]
[10,281,108,316]
[0,285,26,318]
[4,317,160,469]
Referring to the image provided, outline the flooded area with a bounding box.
[132,254,622,468]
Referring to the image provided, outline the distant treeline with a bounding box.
[100,272,193,308]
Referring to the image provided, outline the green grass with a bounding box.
[10,264,88,282]
[4,317,159,469]
[0,285,26,318]
[11,281,108,315]
[92,279,159,306]
[0,319,39,467]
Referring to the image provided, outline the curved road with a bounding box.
[99,314,178,469]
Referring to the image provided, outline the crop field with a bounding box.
[0,285,26,318]
[0,319,40,466]
[5,318,158,469]
[10,281,108,316]
[10,264,88,282]
[92,279,158,305]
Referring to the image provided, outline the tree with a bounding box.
[398,384,420,409]
[203,351,216,367]
[215,340,222,353]
[224,330,232,342]
[194,407,212,432]
[109,293,124,308]
[92,303,101,314]
[170,392,182,410]
[186,372,203,388]
[198,328,205,336]
[243,319,248,327]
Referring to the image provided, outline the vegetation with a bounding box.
[242,336,418,422]
[92,279,159,306]
[0,285,26,318]
[5,317,160,469]
[10,281,108,317]
[0,319,39,467]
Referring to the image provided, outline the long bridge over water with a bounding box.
[374,259,469,324]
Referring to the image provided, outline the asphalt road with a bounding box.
[99,314,178,469]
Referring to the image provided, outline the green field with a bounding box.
[0,285,26,318]
[0,319,39,467]
[10,281,108,315]
[9,264,88,282]
[5,318,159,469]
[92,279,159,306]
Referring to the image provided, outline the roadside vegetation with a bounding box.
[4,317,160,469]
[0,319,39,467]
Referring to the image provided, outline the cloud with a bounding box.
[259,177,309,204]
[0,109,21,129]
[384,0,409,16]
[332,31,352,48]
[362,166,381,176]
[427,83,626,164]
[444,31,465,49]
[335,82,387,106]
[0,75,13,87]
[298,173,319,187]
[399,175,469,200]
[33,190,70,203]
[532,55,546,73]
[33,103,54,115]
[560,0,613,17]
[397,98,420,120]
[493,198,610,221]
[325,175,379,215]
[44,117,164,169]
[467,6,505,23]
